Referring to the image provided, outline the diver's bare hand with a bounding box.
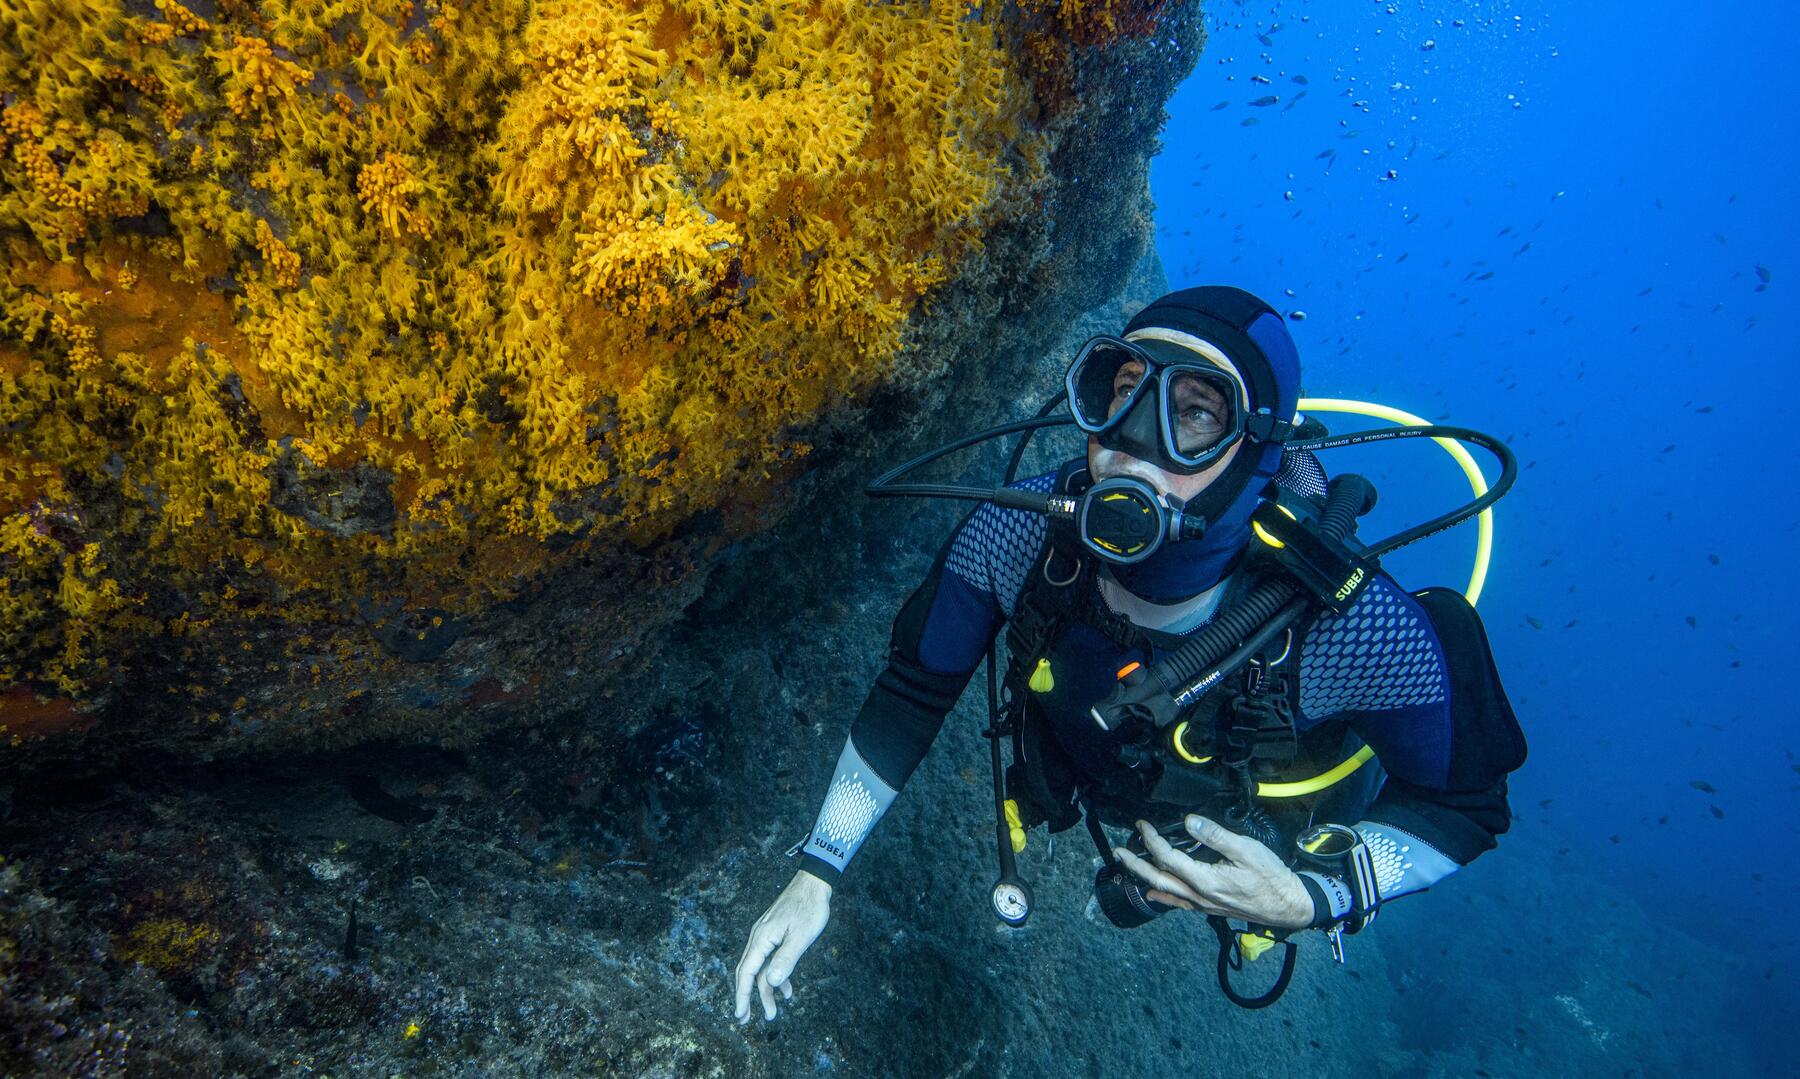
[1114,815,1314,930]
[733,870,831,1024]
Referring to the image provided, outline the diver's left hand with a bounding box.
[1114,815,1314,930]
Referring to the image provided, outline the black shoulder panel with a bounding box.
[1411,587,1528,789]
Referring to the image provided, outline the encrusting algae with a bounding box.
[0,0,1166,752]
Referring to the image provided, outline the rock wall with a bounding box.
[0,239,1767,1069]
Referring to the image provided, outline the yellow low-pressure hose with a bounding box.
[1295,398,1496,606]
[1256,744,1376,798]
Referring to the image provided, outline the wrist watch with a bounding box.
[1295,822,1381,963]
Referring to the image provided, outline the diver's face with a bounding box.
[1087,358,1243,502]
[1088,437,1243,504]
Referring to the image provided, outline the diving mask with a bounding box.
[1065,334,1295,475]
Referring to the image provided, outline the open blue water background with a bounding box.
[1149,0,1799,1049]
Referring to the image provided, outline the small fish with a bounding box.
[1257,32,1273,46]
[1609,834,1622,844]
[1562,619,1577,629]
[1250,95,1280,107]
[1212,100,1230,111]
[1315,148,1336,159]
[1525,615,1544,630]
[1637,286,1654,296]
[1791,763,1800,775]
[1513,242,1532,258]
[1690,779,1717,794]
[1537,799,1553,808]
[1240,117,1260,127]
[1292,74,1309,85]
[1696,405,1714,413]
[1288,310,1307,321]
[1251,74,1272,85]
[1626,981,1653,1000]
[1710,805,1725,820]
[1685,615,1697,628]
[1714,232,1728,245]
[1707,553,1721,565]
[1660,443,1676,453]
[1658,815,1669,825]
[1755,265,1772,284]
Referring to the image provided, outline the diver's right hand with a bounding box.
[733,870,832,1024]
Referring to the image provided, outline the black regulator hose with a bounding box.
[1289,423,1515,558]
[1094,475,1376,731]
[1162,475,1371,685]
[866,412,1069,504]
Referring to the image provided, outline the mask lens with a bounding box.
[1165,369,1237,459]
[1069,340,1147,431]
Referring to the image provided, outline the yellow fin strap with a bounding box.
[1028,657,1054,693]
[1003,798,1027,854]
[1238,931,1278,962]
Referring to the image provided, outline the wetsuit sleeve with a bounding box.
[795,477,1054,885]
[1295,578,1527,921]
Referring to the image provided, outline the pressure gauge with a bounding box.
[991,878,1032,926]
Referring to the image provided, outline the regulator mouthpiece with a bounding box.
[1073,476,1207,566]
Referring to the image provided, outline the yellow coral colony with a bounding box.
[0,0,1037,731]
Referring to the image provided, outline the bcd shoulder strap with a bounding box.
[1000,458,1095,706]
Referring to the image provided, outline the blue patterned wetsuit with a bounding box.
[795,455,1524,926]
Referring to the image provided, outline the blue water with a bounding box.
[1149,0,1799,1046]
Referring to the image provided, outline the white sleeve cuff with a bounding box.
[1353,821,1459,899]
[801,736,899,874]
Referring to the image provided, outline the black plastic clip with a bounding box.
[1249,495,1379,614]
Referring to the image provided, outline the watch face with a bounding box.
[1298,823,1356,861]
[992,882,1030,923]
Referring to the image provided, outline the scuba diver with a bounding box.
[732,285,1528,1022]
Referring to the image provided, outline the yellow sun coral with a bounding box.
[0,0,1053,741]
[356,153,435,241]
[210,33,313,118]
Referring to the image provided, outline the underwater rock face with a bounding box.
[0,248,1766,1071]
[0,0,1191,772]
